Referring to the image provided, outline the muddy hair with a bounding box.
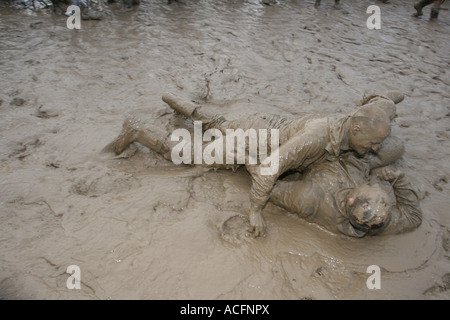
[351,105,391,134]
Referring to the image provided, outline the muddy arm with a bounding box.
[357,93,402,121]
[162,92,198,117]
[377,171,422,235]
[368,136,405,170]
[249,132,326,208]
[247,133,326,236]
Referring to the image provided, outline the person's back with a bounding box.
[270,150,422,237]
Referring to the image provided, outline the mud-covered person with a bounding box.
[105,91,404,237]
[270,138,422,237]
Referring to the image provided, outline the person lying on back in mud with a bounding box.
[270,140,422,237]
[105,90,404,237]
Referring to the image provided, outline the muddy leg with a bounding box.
[430,0,441,19]
[162,93,286,143]
[162,93,198,117]
[105,115,172,158]
[74,0,102,20]
[413,0,434,17]
[135,125,172,160]
[123,0,132,8]
[162,93,227,130]
[314,0,321,7]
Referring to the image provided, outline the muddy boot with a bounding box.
[315,0,321,7]
[413,0,434,17]
[110,116,141,154]
[384,90,405,105]
[430,7,439,19]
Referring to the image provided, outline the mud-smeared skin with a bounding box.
[0,1,449,300]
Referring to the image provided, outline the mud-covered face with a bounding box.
[348,124,390,156]
[346,184,390,233]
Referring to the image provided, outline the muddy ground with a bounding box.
[0,0,449,299]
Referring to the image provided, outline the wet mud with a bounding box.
[0,0,449,299]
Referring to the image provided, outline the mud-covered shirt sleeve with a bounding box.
[270,179,321,218]
[380,175,423,235]
[248,131,329,206]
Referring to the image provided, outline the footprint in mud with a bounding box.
[220,214,251,245]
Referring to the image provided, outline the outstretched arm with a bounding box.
[247,130,328,237]
[376,168,422,235]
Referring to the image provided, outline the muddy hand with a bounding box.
[248,209,266,238]
[377,167,404,182]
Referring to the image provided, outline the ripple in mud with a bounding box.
[220,214,251,245]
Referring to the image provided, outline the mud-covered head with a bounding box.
[348,105,391,156]
[346,184,391,234]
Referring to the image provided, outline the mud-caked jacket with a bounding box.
[269,153,422,237]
